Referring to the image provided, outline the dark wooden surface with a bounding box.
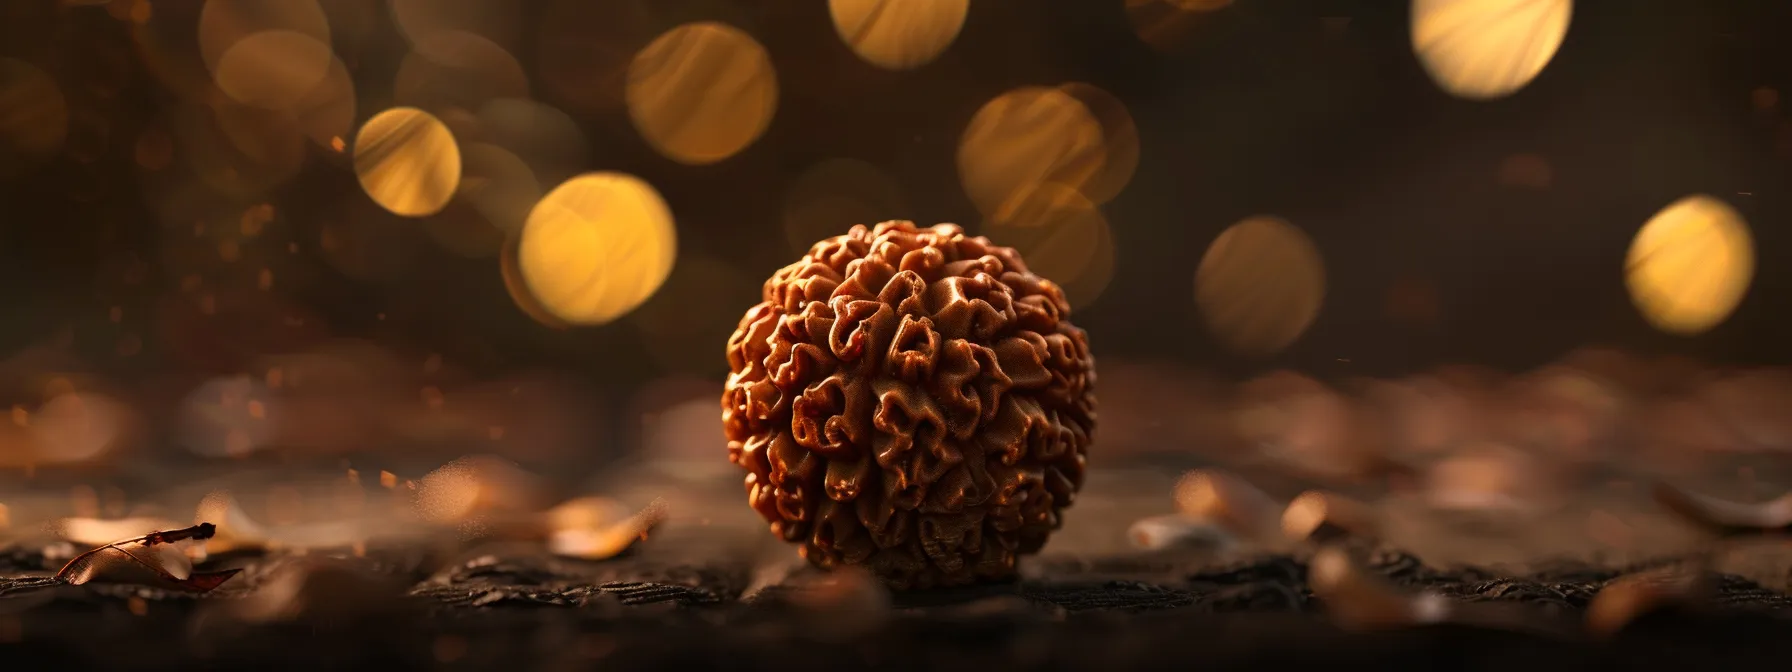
[3,537,1792,670]
[2,462,1792,670]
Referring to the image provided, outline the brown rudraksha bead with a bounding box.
[722,220,1096,589]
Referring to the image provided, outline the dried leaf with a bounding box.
[1172,469,1282,541]
[1126,514,1235,551]
[56,517,185,547]
[546,498,666,560]
[54,522,241,592]
[1652,481,1792,537]
[1307,546,1452,630]
[1281,491,1378,543]
[1585,567,1707,637]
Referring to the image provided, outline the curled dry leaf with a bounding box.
[1173,469,1282,541]
[545,497,667,561]
[57,517,187,548]
[1282,491,1378,543]
[1584,567,1707,637]
[1127,514,1235,551]
[54,523,242,592]
[1651,481,1792,537]
[1307,546,1451,630]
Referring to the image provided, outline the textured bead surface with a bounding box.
[722,220,1096,589]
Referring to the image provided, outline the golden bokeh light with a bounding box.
[983,183,1116,310]
[353,107,462,218]
[201,0,334,110]
[0,58,70,177]
[828,0,969,71]
[500,233,571,329]
[517,172,678,326]
[1625,195,1755,336]
[782,158,909,256]
[625,22,779,165]
[1125,0,1231,53]
[390,0,523,49]
[290,54,358,151]
[1411,0,1572,100]
[417,141,536,260]
[1195,216,1327,357]
[476,98,587,185]
[457,142,540,235]
[198,0,331,73]
[957,86,1106,219]
[1059,82,1140,205]
[393,30,529,114]
[210,95,308,177]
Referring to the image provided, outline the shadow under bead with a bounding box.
[721,221,1097,590]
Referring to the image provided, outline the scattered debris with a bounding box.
[1281,491,1377,543]
[1173,469,1282,541]
[1306,546,1452,630]
[54,523,241,592]
[1584,566,1708,637]
[545,497,667,561]
[1127,514,1235,551]
[1652,481,1792,537]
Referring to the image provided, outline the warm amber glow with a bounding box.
[500,233,571,329]
[517,172,678,326]
[1412,0,1572,100]
[1058,83,1140,205]
[1625,194,1755,336]
[211,30,334,111]
[1195,216,1327,357]
[0,58,69,177]
[625,22,778,165]
[957,86,1105,219]
[983,183,1116,310]
[353,107,462,218]
[393,30,529,113]
[457,142,540,235]
[828,0,969,71]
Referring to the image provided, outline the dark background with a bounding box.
[0,0,1786,403]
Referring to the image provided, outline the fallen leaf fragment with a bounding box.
[546,498,667,560]
[1651,481,1792,537]
[56,517,185,548]
[54,522,242,592]
[1127,514,1235,551]
[1282,490,1378,543]
[1307,546,1452,630]
[1584,567,1707,637]
[1173,469,1283,541]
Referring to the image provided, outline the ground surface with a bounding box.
[2,462,1791,670]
